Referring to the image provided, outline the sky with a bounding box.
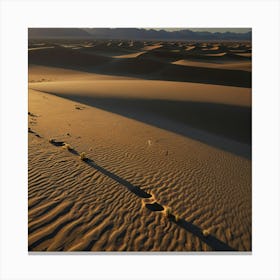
[147,28,251,33]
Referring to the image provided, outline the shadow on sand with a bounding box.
[43,91,251,159]
[29,47,251,88]
[84,158,152,199]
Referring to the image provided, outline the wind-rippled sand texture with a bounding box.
[28,40,251,252]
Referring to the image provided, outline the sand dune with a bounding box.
[28,46,55,51]
[172,59,251,72]
[29,87,251,251]
[112,51,147,58]
[28,39,251,252]
[28,65,138,82]
[203,46,220,51]
[30,78,251,145]
[234,53,252,58]
[28,42,251,87]
[185,46,196,51]
[28,46,111,68]
[30,79,251,107]
[142,44,162,51]
[201,52,227,57]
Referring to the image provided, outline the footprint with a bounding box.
[141,192,156,208]
[28,112,37,117]
[75,105,86,110]
[141,196,178,221]
[145,202,164,212]
[49,139,64,146]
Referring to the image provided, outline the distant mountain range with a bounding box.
[29,28,252,41]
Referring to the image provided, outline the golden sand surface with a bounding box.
[28,40,251,251]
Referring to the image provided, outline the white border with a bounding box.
[1,0,280,279]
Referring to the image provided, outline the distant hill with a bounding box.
[28,28,91,39]
[29,28,251,41]
[84,28,251,41]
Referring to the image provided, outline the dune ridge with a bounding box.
[29,40,251,87]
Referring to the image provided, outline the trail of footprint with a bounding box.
[28,128,41,138]
[41,136,236,251]
[48,138,151,199]
[141,197,235,251]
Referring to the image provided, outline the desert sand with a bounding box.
[28,40,251,251]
